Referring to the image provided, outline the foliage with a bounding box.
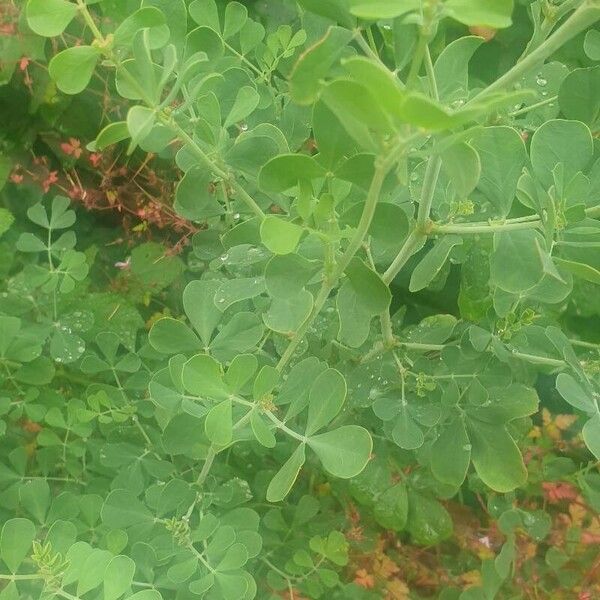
[0,0,600,598]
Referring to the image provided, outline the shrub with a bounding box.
[1,0,600,598]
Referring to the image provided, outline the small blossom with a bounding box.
[42,171,59,193]
[89,152,102,167]
[115,257,131,270]
[60,137,82,159]
[19,56,29,71]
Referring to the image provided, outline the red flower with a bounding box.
[42,171,59,193]
[10,173,23,184]
[541,481,579,504]
[89,152,102,167]
[60,138,82,159]
[19,57,29,71]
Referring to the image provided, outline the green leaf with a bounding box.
[215,277,266,311]
[205,399,233,446]
[467,384,539,423]
[113,7,166,47]
[582,414,600,460]
[263,291,313,334]
[49,46,100,95]
[266,444,306,502]
[530,119,593,189]
[391,405,424,450]
[265,254,319,298]
[321,79,393,135]
[259,154,325,192]
[306,369,347,435]
[409,236,462,292]
[440,142,480,199]
[182,354,229,399]
[345,257,391,314]
[308,425,372,478]
[210,312,264,359]
[431,417,471,488]
[554,257,600,285]
[183,280,222,347]
[556,373,596,413]
[471,126,527,217]
[189,0,219,29]
[223,2,247,39]
[94,122,130,151]
[289,26,354,105]
[174,166,224,221]
[101,490,153,529]
[149,318,200,354]
[490,230,544,293]
[336,280,372,348]
[373,484,408,531]
[434,36,484,102]
[104,555,136,600]
[19,479,50,523]
[407,493,453,545]
[467,420,527,492]
[558,67,600,128]
[313,100,359,170]
[444,0,514,28]
[0,519,36,573]
[350,0,420,19]
[26,0,77,36]
[260,216,304,255]
[224,86,260,128]
[224,354,258,393]
[252,365,279,402]
[77,550,113,596]
[584,29,600,60]
[126,106,157,152]
[250,412,276,448]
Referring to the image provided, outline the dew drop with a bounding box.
[536,76,547,87]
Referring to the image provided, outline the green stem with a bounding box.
[275,158,392,371]
[196,448,216,486]
[264,410,306,442]
[406,34,428,88]
[432,220,543,234]
[471,1,600,104]
[423,45,439,100]
[382,229,426,285]
[76,0,104,41]
[510,350,565,368]
[354,29,384,65]
[164,118,265,219]
[417,156,442,228]
[510,94,558,117]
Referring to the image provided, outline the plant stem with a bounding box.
[76,0,104,40]
[406,34,428,88]
[275,158,392,371]
[510,94,558,116]
[417,156,442,228]
[264,410,306,442]
[423,45,438,99]
[196,448,216,486]
[471,1,600,104]
[164,118,265,219]
[382,229,426,286]
[510,351,565,368]
[432,220,543,234]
